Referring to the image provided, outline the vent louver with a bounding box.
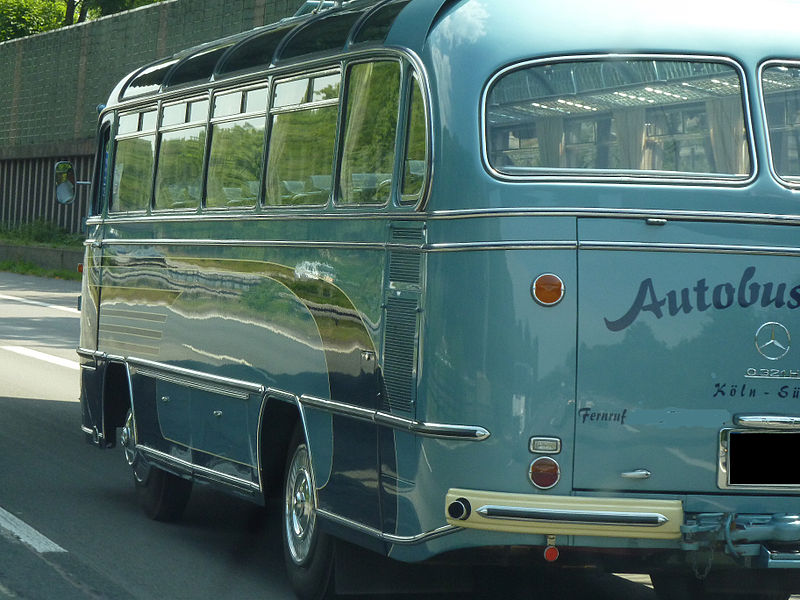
[383,296,418,413]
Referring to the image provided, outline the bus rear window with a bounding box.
[485,57,751,181]
[762,62,800,185]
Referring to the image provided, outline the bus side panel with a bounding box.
[393,217,578,544]
[79,242,103,442]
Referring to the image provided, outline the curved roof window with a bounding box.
[166,46,232,88]
[278,9,364,61]
[216,25,295,76]
[350,0,409,46]
[122,59,179,100]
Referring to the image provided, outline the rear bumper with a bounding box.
[444,488,800,569]
[445,488,683,540]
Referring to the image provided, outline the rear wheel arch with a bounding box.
[101,361,132,447]
[259,396,303,499]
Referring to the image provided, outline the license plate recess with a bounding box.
[729,431,800,486]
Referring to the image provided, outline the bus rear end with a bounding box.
[403,1,800,596]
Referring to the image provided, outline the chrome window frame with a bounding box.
[100,47,432,221]
[205,83,271,212]
[153,94,210,214]
[264,68,342,209]
[109,105,160,216]
[335,56,404,209]
[481,53,757,187]
[758,58,800,190]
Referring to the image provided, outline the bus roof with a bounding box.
[107,0,800,109]
[107,0,451,108]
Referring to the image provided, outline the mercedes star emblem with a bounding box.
[755,322,791,361]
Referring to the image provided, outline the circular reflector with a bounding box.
[531,273,564,306]
[543,545,560,562]
[529,456,560,489]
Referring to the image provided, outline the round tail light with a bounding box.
[529,456,560,489]
[531,273,564,306]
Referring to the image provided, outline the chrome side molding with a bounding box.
[475,505,669,527]
[301,394,490,441]
[734,414,800,430]
[77,350,490,442]
[316,508,461,545]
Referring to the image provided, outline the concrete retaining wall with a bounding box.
[0,244,85,272]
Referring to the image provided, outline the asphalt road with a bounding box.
[0,271,658,600]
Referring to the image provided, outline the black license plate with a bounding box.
[729,432,800,485]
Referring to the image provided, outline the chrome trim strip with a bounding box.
[74,350,484,440]
[86,207,800,229]
[426,207,800,224]
[81,425,94,435]
[135,367,250,400]
[126,357,265,395]
[475,505,669,527]
[95,238,388,251]
[137,445,260,494]
[480,53,757,187]
[88,237,800,256]
[734,415,800,430]
[425,241,575,252]
[316,508,461,545]
[581,241,800,257]
[300,394,490,441]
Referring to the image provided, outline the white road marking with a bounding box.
[0,506,66,553]
[1,346,79,371]
[0,293,79,315]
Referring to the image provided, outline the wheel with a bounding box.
[282,426,334,600]
[121,410,192,522]
[650,572,790,600]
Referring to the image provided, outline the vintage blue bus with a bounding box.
[62,0,800,597]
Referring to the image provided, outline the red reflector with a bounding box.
[543,545,560,562]
[77,263,84,274]
[529,456,560,489]
[531,273,564,306]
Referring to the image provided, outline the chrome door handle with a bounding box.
[621,469,651,479]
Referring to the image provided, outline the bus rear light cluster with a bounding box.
[529,456,560,489]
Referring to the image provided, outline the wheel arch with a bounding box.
[259,395,304,499]
[101,360,133,448]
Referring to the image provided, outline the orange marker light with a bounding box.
[77,263,84,274]
[531,273,564,306]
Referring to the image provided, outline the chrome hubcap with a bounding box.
[285,443,316,565]
[122,410,150,483]
[121,411,136,467]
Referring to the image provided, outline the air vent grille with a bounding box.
[389,252,421,284]
[390,227,425,243]
[383,296,418,413]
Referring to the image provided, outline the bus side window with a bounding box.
[95,125,111,215]
[154,99,208,211]
[110,109,157,213]
[206,88,267,209]
[338,60,401,205]
[265,74,340,207]
[401,74,427,203]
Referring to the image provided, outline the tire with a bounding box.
[282,426,334,600]
[650,572,790,600]
[121,410,192,522]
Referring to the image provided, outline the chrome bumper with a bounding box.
[445,488,683,540]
